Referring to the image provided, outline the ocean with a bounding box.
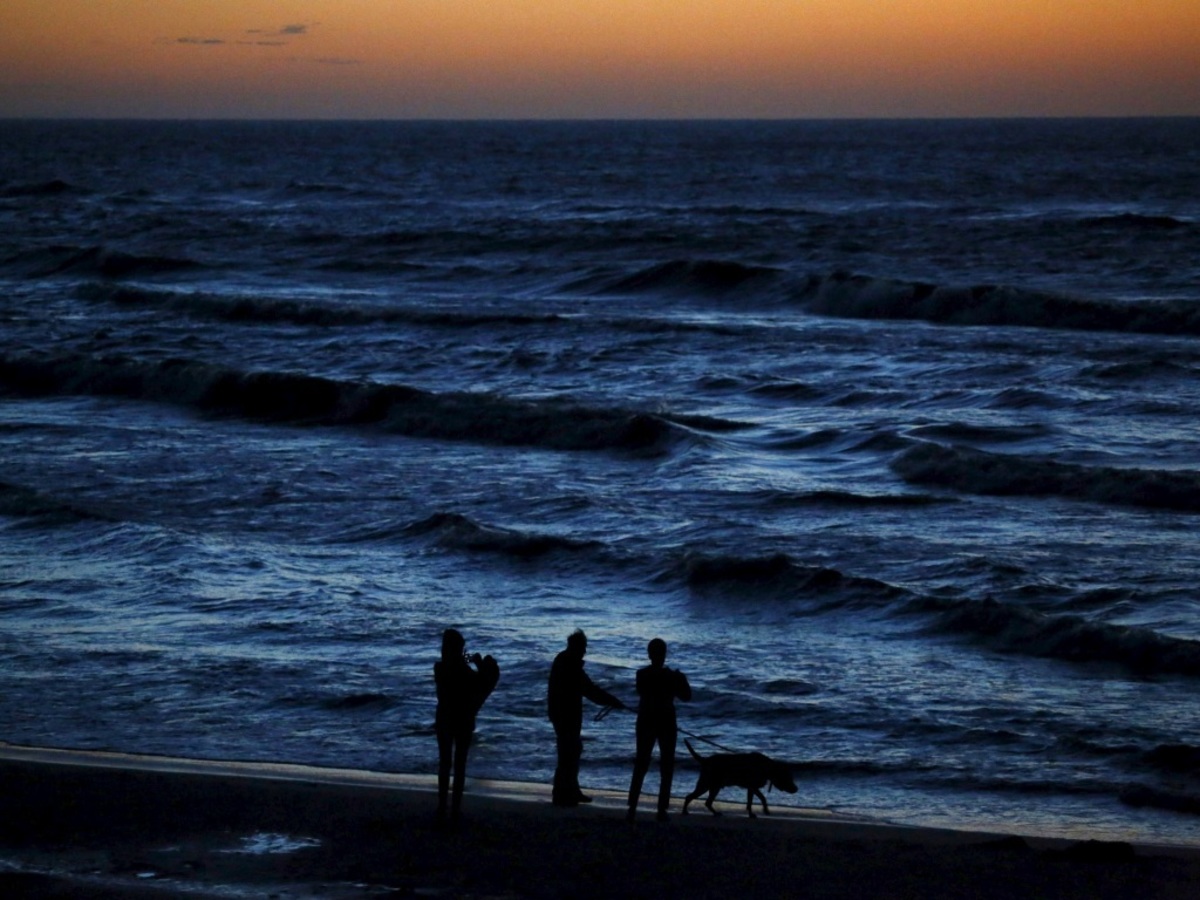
[2,118,1200,845]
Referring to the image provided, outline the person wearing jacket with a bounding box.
[434,627,500,820]
[626,638,691,821]
[547,629,624,807]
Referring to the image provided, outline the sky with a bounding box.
[1,1,1198,119]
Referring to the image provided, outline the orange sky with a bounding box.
[1,1,1197,118]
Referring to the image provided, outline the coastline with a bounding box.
[3,744,1199,898]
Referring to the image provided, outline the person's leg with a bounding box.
[436,728,452,815]
[567,733,584,796]
[553,721,581,805]
[551,722,565,801]
[451,730,472,816]
[626,721,656,817]
[657,727,677,817]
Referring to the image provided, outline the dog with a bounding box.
[682,739,798,817]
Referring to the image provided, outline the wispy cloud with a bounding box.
[168,23,316,49]
[245,23,313,39]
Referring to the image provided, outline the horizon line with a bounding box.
[4,113,1199,124]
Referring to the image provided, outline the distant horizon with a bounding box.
[4,2,1197,120]
[6,114,1200,123]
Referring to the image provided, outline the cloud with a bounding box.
[167,22,317,50]
[246,23,313,39]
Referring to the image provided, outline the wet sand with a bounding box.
[2,744,1198,898]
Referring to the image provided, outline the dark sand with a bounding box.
[2,745,1198,898]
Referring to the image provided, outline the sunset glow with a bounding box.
[2,0,1197,118]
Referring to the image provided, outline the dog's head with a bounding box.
[770,764,799,794]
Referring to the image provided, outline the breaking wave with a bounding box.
[402,512,602,559]
[76,283,566,329]
[670,551,906,608]
[793,270,1200,337]
[1140,744,1200,776]
[0,352,744,454]
[601,259,784,295]
[757,489,951,509]
[0,480,107,523]
[911,595,1200,677]
[1,178,83,197]
[1079,212,1192,231]
[16,245,202,279]
[1120,785,1200,815]
[892,442,1200,513]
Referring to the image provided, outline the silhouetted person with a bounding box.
[626,638,691,822]
[434,628,499,820]
[547,629,624,807]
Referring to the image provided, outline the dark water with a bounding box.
[3,119,1200,844]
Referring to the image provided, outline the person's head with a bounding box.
[566,629,588,658]
[441,628,465,663]
[647,638,667,666]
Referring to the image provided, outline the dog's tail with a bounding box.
[684,739,703,762]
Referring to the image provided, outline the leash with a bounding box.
[679,726,741,755]
[595,705,744,763]
[592,701,746,764]
[593,703,624,722]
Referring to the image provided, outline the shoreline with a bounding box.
[3,743,1200,898]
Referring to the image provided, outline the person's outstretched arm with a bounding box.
[582,671,623,709]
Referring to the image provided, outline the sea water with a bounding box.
[2,118,1200,845]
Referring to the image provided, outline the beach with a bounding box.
[2,745,1198,899]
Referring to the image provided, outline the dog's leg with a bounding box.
[744,789,758,818]
[753,788,770,816]
[684,775,708,816]
[705,789,722,816]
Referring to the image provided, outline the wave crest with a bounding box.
[911,596,1200,677]
[0,352,741,454]
[1,178,82,197]
[795,271,1200,337]
[602,259,783,295]
[892,443,1200,513]
[1120,784,1200,815]
[0,480,106,523]
[403,512,601,558]
[1140,744,1200,776]
[22,245,201,279]
[1080,212,1192,231]
[674,551,904,607]
[77,283,565,329]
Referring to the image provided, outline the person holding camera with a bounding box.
[434,627,500,820]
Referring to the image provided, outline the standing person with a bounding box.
[434,628,500,820]
[626,638,691,822]
[547,629,625,807]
